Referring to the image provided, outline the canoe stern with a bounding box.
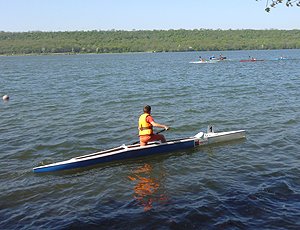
[205,130,246,144]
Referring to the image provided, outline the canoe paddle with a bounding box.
[131,129,168,145]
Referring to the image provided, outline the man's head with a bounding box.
[143,105,151,113]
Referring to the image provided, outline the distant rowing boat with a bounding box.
[239,59,264,62]
[273,57,288,61]
[33,128,246,173]
[189,60,219,64]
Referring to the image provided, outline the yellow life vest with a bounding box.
[138,113,153,136]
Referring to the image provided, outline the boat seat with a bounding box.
[194,132,204,139]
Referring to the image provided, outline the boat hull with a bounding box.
[239,59,264,62]
[189,60,219,64]
[33,130,246,173]
[205,130,246,144]
[33,139,195,173]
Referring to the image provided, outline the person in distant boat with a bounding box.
[199,56,205,62]
[138,105,169,146]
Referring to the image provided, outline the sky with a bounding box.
[0,0,299,32]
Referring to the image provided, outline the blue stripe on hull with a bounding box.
[33,140,195,173]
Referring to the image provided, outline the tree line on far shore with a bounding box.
[0,29,299,55]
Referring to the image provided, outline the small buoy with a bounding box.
[2,95,9,101]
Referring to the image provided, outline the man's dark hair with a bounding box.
[144,105,151,113]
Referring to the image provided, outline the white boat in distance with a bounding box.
[189,60,219,64]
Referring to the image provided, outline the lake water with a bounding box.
[1,50,300,229]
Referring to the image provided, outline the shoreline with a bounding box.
[0,48,299,57]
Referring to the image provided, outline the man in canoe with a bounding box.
[139,105,169,146]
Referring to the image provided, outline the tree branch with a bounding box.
[257,0,300,12]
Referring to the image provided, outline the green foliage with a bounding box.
[0,29,299,55]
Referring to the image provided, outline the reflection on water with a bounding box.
[128,163,168,211]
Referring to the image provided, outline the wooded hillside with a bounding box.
[0,29,299,55]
